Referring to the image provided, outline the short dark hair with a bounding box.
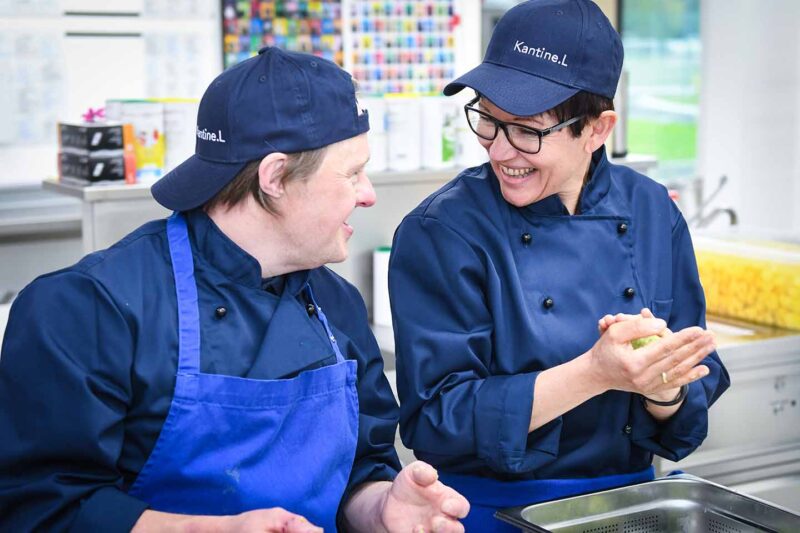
[549,91,615,137]
[204,147,328,214]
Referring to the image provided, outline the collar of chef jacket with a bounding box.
[184,208,312,295]
[515,146,612,217]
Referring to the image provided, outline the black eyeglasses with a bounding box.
[464,96,585,154]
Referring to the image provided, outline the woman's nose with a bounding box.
[487,128,518,160]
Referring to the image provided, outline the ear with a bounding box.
[258,152,289,199]
[584,110,618,154]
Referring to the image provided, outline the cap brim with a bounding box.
[151,154,249,212]
[444,62,579,117]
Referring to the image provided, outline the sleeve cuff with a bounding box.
[68,486,149,533]
[338,463,398,532]
[629,382,709,461]
[474,372,562,473]
[348,461,399,491]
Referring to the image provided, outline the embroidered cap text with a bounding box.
[513,41,569,67]
[196,126,227,143]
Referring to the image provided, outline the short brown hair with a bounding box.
[204,147,328,214]
[549,91,614,137]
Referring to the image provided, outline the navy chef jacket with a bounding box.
[389,147,730,479]
[0,209,401,532]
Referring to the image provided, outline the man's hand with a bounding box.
[222,509,323,532]
[132,507,322,533]
[379,461,469,533]
[344,461,469,533]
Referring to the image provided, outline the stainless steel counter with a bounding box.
[0,186,83,299]
[42,179,171,254]
[0,185,80,238]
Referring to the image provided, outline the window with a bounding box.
[621,0,701,183]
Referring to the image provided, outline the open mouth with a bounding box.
[499,164,536,178]
[496,164,537,182]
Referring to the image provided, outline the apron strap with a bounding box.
[166,212,201,375]
[304,284,346,364]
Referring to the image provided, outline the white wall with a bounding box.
[699,0,800,234]
[454,0,483,75]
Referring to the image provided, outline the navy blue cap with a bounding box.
[444,0,623,117]
[152,47,369,211]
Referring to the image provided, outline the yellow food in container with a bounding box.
[694,236,800,330]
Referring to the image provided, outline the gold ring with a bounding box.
[661,371,669,384]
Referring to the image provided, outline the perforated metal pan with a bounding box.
[495,474,800,532]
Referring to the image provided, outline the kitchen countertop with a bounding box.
[706,315,800,374]
[708,315,800,347]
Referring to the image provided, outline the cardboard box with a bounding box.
[58,150,136,185]
[106,99,166,183]
[58,122,127,152]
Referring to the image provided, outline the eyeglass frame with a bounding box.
[463,96,585,154]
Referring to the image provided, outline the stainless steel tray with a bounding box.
[496,474,800,532]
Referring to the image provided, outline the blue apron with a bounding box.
[128,213,359,531]
[440,467,654,532]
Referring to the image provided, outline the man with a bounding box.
[0,47,468,532]
[389,1,728,530]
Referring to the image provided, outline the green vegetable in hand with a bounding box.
[631,335,660,350]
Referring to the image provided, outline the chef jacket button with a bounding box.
[214,306,227,318]
[543,297,554,309]
[306,303,316,317]
[521,232,533,245]
[623,287,636,299]
[617,222,628,234]
[623,424,632,434]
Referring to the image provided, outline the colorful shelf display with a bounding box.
[221,0,458,96]
[223,0,344,68]
[349,0,457,95]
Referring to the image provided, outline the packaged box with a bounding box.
[157,98,199,173]
[385,95,422,171]
[58,122,126,152]
[421,96,459,170]
[58,150,136,185]
[106,99,166,183]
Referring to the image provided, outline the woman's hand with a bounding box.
[589,314,715,398]
[598,308,669,336]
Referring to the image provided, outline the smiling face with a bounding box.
[476,98,595,210]
[277,133,374,269]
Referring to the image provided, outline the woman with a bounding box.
[389,1,729,530]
